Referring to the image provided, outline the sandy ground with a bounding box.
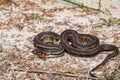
[0,0,120,80]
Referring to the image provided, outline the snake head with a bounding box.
[38,53,50,60]
[32,49,50,59]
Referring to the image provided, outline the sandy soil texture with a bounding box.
[0,0,120,80]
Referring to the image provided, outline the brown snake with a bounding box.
[33,29,119,78]
[32,31,64,58]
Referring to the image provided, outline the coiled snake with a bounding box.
[32,29,119,78]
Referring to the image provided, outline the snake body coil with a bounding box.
[32,32,64,58]
[33,29,119,77]
[60,30,119,77]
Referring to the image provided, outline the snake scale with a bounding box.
[32,29,119,78]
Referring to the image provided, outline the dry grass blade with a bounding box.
[62,0,104,13]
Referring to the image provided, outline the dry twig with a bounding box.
[9,67,102,80]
